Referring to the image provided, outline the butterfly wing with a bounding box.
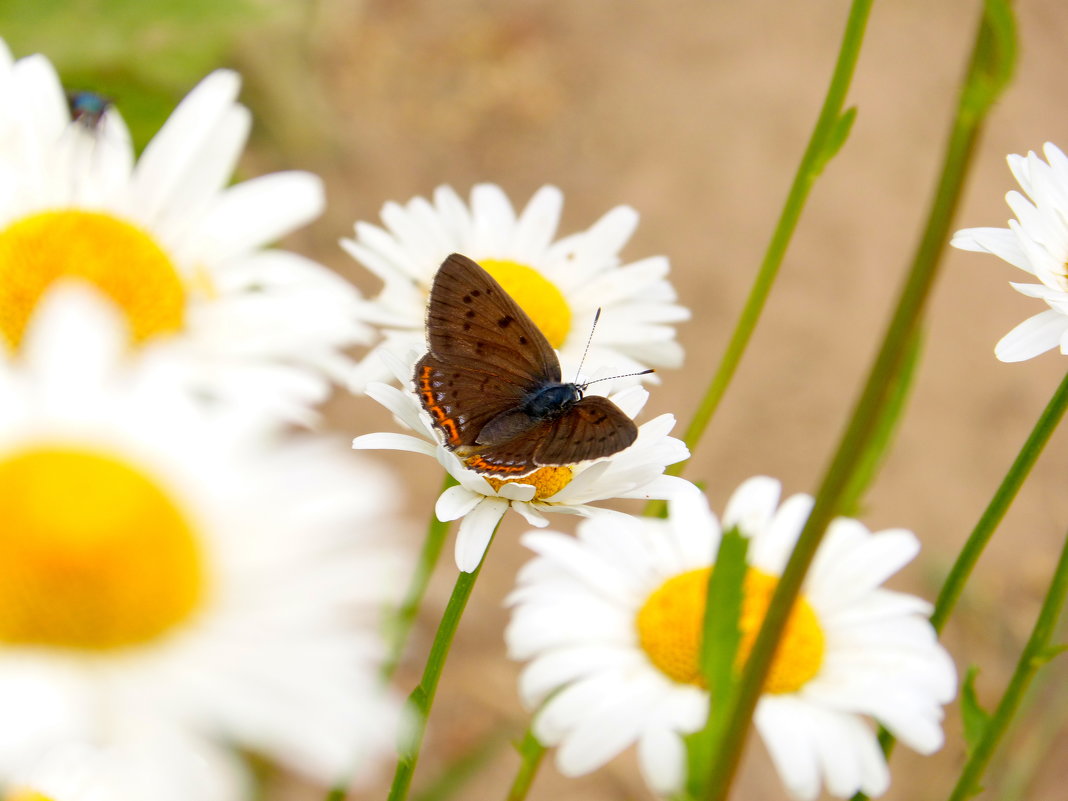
[463,419,557,477]
[534,396,638,465]
[468,396,638,477]
[424,254,562,386]
[416,352,535,449]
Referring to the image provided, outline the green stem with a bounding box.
[326,473,459,801]
[931,373,1068,632]
[505,728,547,801]
[698,3,1012,798]
[381,473,460,681]
[387,524,499,801]
[644,0,873,523]
[849,370,1068,801]
[945,528,1068,801]
[670,0,872,473]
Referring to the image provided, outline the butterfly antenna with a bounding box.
[582,369,655,388]
[573,308,602,384]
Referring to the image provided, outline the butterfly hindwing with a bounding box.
[534,396,639,465]
[465,419,558,477]
[425,254,561,387]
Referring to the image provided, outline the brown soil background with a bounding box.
[233,1,1068,799]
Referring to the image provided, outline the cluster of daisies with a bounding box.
[4,29,1062,801]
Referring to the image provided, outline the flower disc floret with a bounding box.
[636,567,824,694]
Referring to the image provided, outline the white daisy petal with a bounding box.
[637,725,687,795]
[344,184,687,385]
[132,70,243,224]
[756,698,822,801]
[0,289,405,788]
[994,308,1068,361]
[354,352,688,572]
[454,496,509,572]
[954,142,1068,361]
[352,432,437,456]
[436,484,483,521]
[194,171,324,261]
[509,478,955,800]
[723,475,782,535]
[0,49,356,419]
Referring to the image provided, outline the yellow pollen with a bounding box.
[480,464,573,499]
[0,447,205,651]
[635,567,825,694]
[5,791,52,801]
[0,210,187,348]
[480,259,571,348]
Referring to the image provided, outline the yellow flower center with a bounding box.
[635,567,825,694]
[480,259,571,348]
[0,447,205,651]
[5,791,51,801]
[480,464,573,500]
[0,210,187,348]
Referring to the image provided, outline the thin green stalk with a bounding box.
[505,728,547,801]
[387,525,499,801]
[326,473,459,801]
[644,0,873,521]
[849,369,1068,801]
[931,375,1068,632]
[381,473,460,681]
[697,3,1014,798]
[946,527,1068,801]
[671,0,872,470]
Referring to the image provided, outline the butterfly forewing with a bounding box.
[415,353,530,449]
[534,396,639,465]
[425,254,561,386]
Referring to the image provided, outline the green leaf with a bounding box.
[1032,642,1068,667]
[684,526,749,797]
[812,106,857,175]
[961,667,991,756]
[701,527,749,702]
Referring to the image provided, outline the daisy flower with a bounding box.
[0,39,368,420]
[506,478,957,800]
[352,352,691,572]
[4,739,245,801]
[0,283,403,790]
[952,141,1068,362]
[341,183,689,389]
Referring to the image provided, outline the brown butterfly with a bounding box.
[415,253,642,478]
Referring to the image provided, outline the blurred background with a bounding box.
[7,0,1068,798]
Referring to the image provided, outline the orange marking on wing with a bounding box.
[441,417,461,445]
[418,365,462,446]
[465,456,531,475]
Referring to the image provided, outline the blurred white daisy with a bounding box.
[0,284,404,790]
[0,39,368,421]
[352,352,691,572]
[4,739,245,801]
[952,141,1068,362]
[506,478,957,800]
[341,183,689,389]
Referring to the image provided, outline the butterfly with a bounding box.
[415,253,641,478]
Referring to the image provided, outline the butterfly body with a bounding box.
[415,254,638,478]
